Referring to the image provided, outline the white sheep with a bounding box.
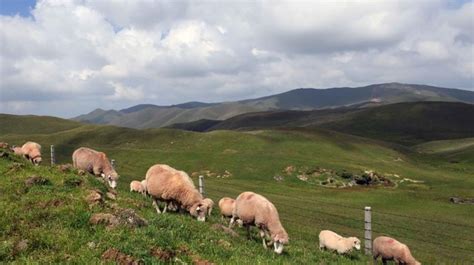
[319,230,361,254]
[230,191,289,254]
[145,164,208,221]
[202,198,214,216]
[219,197,235,221]
[373,236,421,265]
[21,141,42,165]
[72,147,119,188]
[130,180,145,194]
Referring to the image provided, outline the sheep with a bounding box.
[219,197,235,221]
[0,142,9,149]
[11,146,24,156]
[202,198,214,216]
[130,180,145,194]
[373,236,421,265]
[72,147,118,189]
[318,230,361,254]
[145,164,208,221]
[141,179,148,194]
[230,191,289,254]
[21,141,42,165]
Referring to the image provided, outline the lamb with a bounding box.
[318,230,361,254]
[218,197,235,220]
[230,191,289,254]
[130,180,145,194]
[373,236,421,265]
[72,147,119,188]
[21,141,42,165]
[145,164,208,221]
[202,198,214,216]
[141,179,147,194]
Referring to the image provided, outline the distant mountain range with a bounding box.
[73,83,474,129]
[169,101,474,145]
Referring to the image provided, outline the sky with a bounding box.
[0,0,473,118]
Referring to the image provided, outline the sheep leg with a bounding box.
[246,225,251,240]
[381,258,387,265]
[259,230,267,249]
[229,216,236,228]
[152,199,161,214]
[163,203,168,213]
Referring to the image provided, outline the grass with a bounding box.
[1,114,474,264]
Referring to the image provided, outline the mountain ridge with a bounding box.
[73,82,474,129]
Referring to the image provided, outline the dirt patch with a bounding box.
[0,142,9,149]
[450,197,474,204]
[191,169,232,179]
[38,198,65,208]
[101,248,143,265]
[90,208,148,229]
[24,175,51,188]
[63,176,83,187]
[106,192,117,200]
[85,190,103,207]
[114,208,148,228]
[58,163,74,173]
[89,213,120,228]
[150,247,177,262]
[13,239,29,255]
[211,224,239,237]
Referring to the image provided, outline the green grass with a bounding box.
[1,114,474,264]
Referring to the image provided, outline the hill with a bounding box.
[73,82,474,129]
[0,114,83,135]
[1,114,474,263]
[170,102,474,146]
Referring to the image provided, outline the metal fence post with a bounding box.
[364,206,372,255]
[199,175,204,195]
[50,145,55,166]
[111,159,116,169]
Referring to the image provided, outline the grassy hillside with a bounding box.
[170,102,474,146]
[0,114,82,135]
[74,82,474,129]
[1,115,474,263]
[415,138,474,164]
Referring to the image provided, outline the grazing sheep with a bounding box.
[0,142,8,149]
[130,180,145,194]
[373,236,421,265]
[230,191,289,254]
[21,141,42,165]
[319,230,361,254]
[11,146,24,156]
[202,198,214,216]
[72,147,118,189]
[145,164,208,221]
[219,197,235,220]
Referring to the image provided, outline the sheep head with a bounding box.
[104,170,119,189]
[32,156,42,166]
[189,202,208,222]
[272,230,289,254]
[348,237,361,250]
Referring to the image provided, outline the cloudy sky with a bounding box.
[0,0,473,117]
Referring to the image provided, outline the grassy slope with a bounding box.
[1,115,474,263]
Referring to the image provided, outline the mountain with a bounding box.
[169,102,474,145]
[73,83,474,129]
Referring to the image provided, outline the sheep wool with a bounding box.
[231,191,289,254]
[319,230,361,254]
[72,147,119,188]
[373,236,421,265]
[145,164,207,222]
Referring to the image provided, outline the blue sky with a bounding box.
[0,0,473,117]
[0,0,36,17]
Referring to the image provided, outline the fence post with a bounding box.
[111,159,116,169]
[364,206,372,255]
[50,145,55,166]
[199,175,204,195]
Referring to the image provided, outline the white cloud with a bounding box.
[0,0,472,117]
